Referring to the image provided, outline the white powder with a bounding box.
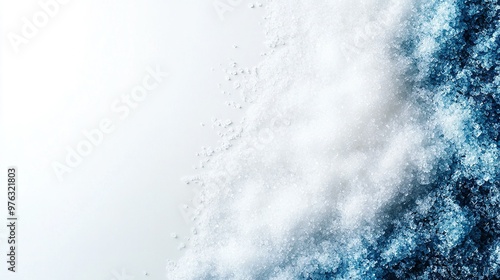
[168,0,442,278]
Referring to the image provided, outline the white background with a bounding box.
[0,0,265,279]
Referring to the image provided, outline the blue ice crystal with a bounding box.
[303,0,500,279]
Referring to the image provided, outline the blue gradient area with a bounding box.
[304,0,500,279]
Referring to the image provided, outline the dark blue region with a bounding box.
[303,0,500,279]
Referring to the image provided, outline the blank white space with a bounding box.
[0,0,265,279]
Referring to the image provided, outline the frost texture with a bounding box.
[168,0,500,279]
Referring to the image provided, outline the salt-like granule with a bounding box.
[168,0,500,278]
